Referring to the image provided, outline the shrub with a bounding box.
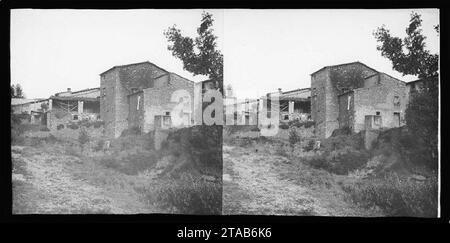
[99,151,158,175]
[120,126,141,137]
[288,128,301,154]
[288,120,315,129]
[250,126,260,132]
[279,123,290,129]
[40,127,50,132]
[275,143,288,157]
[78,128,90,151]
[94,140,105,152]
[326,147,369,175]
[303,120,315,129]
[154,173,221,214]
[67,123,79,130]
[307,147,369,175]
[343,172,438,217]
[65,146,80,157]
[93,120,104,128]
[57,124,65,130]
[304,140,316,152]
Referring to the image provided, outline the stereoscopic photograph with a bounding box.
[10,8,439,217]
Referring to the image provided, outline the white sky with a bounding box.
[11,9,439,100]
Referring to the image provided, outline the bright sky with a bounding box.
[11,9,438,100]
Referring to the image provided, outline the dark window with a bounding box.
[73,115,78,120]
[376,111,380,116]
[165,111,170,116]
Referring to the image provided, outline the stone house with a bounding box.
[100,61,195,138]
[11,98,49,125]
[311,61,408,138]
[47,87,101,130]
[277,88,311,122]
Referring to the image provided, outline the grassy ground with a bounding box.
[12,125,222,214]
[222,125,438,217]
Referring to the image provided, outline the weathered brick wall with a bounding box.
[311,69,328,138]
[142,74,194,133]
[119,62,168,90]
[100,69,119,138]
[338,91,354,129]
[128,92,145,130]
[100,62,170,138]
[353,73,407,132]
[312,63,378,138]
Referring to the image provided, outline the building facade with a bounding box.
[100,61,194,138]
[311,61,407,138]
[47,87,100,130]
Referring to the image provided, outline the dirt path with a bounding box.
[12,145,153,214]
[222,145,368,216]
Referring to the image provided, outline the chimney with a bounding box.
[278,88,282,94]
[67,88,71,93]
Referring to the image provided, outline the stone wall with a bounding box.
[142,74,194,133]
[338,91,354,129]
[128,92,145,130]
[311,62,378,138]
[100,69,119,138]
[352,73,407,133]
[100,62,169,138]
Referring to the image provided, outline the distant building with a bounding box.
[11,98,49,125]
[271,88,311,122]
[311,61,408,138]
[11,98,48,115]
[100,61,195,138]
[47,87,100,130]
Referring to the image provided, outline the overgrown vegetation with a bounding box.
[152,173,221,214]
[343,172,438,217]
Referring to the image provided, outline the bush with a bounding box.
[93,120,104,128]
[99,151,158,175]
[78,128,90,150]
[154,173,221,214]
[120,126,141,137]
[304,140,315,152]
[250,126,260,132]
[343,172,438,217]
[94,140,105,152]
[67,123,79,130]
[307,147,369,175]
[279,123,290,129]
[288,120,315,128]
[57,124,65,130]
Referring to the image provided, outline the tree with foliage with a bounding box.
[164,12,223,93]
[11,84,25,98]
[10,85,15,97]
[374,12,439,79]
[329,66,366,94]
[374,12,439,165]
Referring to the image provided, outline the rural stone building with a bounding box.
[277,88,311,122]
[47,87,101,130]
[311,61,408,138]
[11,98,49,125]
[100,61,195,138]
